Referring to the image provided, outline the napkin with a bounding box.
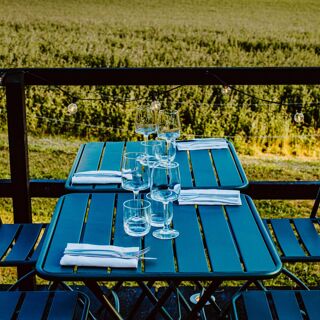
[71,170,122,185]
[176,138,229,151]
[178,189,242,206]
[60,243,139,268]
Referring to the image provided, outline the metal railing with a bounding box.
[0,67,320,224]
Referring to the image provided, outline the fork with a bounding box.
[64,246,151,258]
[65,252,157,260]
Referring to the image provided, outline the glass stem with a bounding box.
[133,190,139,200]
[143,134,149,156]
[163,202,170,232]
[166,139,170,160]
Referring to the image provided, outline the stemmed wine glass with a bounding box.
[135,105,158,159]
[150,162,181,239]
[121,152,149,199]
[156,109,181,163]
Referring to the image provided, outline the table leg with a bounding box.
[195,281,222,313]
[84,280,123,320]
[138,280,179,320]
[218,280,253,319]
[126,280,155,319]
[186,280,223,320]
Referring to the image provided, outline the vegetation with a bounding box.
[0,0,319,155]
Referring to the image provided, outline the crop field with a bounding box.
[0,0,319,154]
[0,0,319,286]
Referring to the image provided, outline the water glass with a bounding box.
[123,199,151,237]
[155,139,176,163]
[121,152,150,199]
[150,161,181,240]
[135,105,157,138]
[157,109,181,141]
[146,193,173,227]
[140,140,162,168]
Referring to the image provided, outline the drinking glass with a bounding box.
[135,105,158,158]
[150,162,181,239]
[154,139,176,164]
[146,193,173,227]
[121,152,150,199]
[123,199,151,237]
[140,140,162,168]
[157,109,181,163]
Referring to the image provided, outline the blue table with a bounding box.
[36,193,281,319]
[65,140,248,192]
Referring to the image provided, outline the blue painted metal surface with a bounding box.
[36,193,281,282]
[232,290,320,320]
[65,140,248,192]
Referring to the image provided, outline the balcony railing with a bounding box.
[0,67,319,224]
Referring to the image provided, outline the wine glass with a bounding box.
[157,109,181,163]
[135,105,158,159]
[150,162,181,240]
[121,152,149,199]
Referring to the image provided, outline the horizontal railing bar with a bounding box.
[1,67,320,86]
[0,180,319,199]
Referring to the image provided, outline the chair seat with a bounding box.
[0,290,89,320]
[0,223,48,266]
[263,218,320,262]
[232,290,320,320]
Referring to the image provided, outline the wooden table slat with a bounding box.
[111,193,142,276]
[48,291,78,320]
[199,205,243,272]
[124,141,144,153]
[190,150,218,187]
[94,142,125,190]
[211,148,243,187]
[300,291,320,319]
[0,224,20,258]
[20,292,49,319]
[173,204,209,272]
[271,219,305,258]
[227,196,276,272]
[144,231,175,273]
[43,194,89,274]
[175,151,193,188]
[293,218,320,257]
[76,142,105,172]
[271,291,302,320]
[77,193,116,276]
[0,291,21,320]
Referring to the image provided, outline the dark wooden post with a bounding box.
[5,70,34,288]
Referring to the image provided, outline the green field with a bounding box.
[0,0,319,154]
[0,0,319,286]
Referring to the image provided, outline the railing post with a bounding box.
[5,71,32,222]
[5,71,34,288]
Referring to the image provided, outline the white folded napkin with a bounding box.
[60,243,139,268]
[178,189,241,206]
[176,138,229,151]
[71,170,122,185]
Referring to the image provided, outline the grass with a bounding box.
[0,0,319,153]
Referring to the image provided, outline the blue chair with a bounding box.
[0,218,48,289]
[0,290,90,320]
[262,187,320,288]
[231,290,320,320]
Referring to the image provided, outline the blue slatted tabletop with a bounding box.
[36,193,281,282]
[65,140,248,192]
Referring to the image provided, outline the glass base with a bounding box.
[152,228,179,240]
